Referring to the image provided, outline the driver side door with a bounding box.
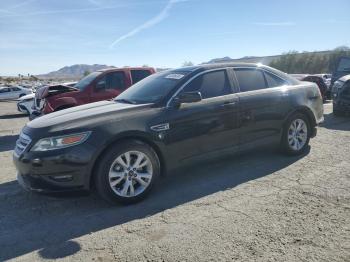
[163,69,240,161]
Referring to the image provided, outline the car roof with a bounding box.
[170,62,297,82]
[184,62,259,71]
[97,67,155,73]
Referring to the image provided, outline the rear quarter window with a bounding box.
[234,68,267,92]
[264,72,288,88]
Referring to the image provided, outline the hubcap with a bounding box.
[288,119,308,151]
[108,151,153,198]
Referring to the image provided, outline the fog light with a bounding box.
[50,175,73,182]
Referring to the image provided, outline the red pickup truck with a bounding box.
[31,67,155,119]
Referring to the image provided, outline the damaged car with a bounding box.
[30,67,155,119]
[332,75,350,116]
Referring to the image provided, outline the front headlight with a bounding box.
[31,132,91,151]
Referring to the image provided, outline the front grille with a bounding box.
[14,133,32,156]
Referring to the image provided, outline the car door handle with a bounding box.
[220,101,237,107]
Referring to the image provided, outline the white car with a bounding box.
[17,93,35,115]
[0,86,32,100]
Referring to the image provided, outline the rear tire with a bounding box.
[281,113,310,155]
[94,140,160,204]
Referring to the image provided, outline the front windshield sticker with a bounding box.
[165,74,185,80]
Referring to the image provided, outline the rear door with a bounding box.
[90,71,128,102]
[10,87,22,99]
[233,67,289,146]
[130,69,152,85]
[164,69,240,160]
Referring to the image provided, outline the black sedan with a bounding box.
[13,63,324,204]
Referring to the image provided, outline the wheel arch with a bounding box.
[283,106,316,129]
[88,132,166,190]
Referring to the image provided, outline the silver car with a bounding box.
[0,86,32,100]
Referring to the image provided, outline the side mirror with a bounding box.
[173,91,202,106]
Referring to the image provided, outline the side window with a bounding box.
[183,70,232,99]
[107,72,126,90]
[337,57,350,72]
[264,71,287,88]
[0,88,9,93]
[234,68,266,92]
[131,70,152,84]
[97,72,126,90]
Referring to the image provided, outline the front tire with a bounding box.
[281,113,310,155]
[94,140,160,204]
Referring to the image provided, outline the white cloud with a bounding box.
[109,0,189,48]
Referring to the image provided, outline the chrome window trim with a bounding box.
[166,66,291,107]
[232,66,292,86]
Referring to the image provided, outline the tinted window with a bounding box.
[107,72,126,90]
[264,72,287,88]
[0,88,10,93]
[11,87,21,91]
[116,71,190,104]
[97,72,126,90]
[183,70,231,99]
[131,70,152,84]
[337,58,350,72]
[234,68,266,92]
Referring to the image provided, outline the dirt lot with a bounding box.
[0,100,349,261]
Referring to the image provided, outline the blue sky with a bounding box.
[0,0,349,76]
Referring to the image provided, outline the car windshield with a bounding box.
[115,71,190,104]
[74,72,102,91]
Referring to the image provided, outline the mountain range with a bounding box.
[37,64,113,79]
[38,50,333,79]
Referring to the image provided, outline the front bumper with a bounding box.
[13,144,96,193]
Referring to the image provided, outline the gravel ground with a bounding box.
[0,100,349,262]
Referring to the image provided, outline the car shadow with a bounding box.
[0,146,309,261]
[320,112,350,131]
[0,113,26,119]
[0,135,18,152]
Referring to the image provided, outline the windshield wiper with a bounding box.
[115,98,137,104]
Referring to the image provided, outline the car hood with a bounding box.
[35,84,78,99]
[26,100,154,131]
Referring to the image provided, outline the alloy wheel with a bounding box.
[108,151,153,197]
[287,119,308,151]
